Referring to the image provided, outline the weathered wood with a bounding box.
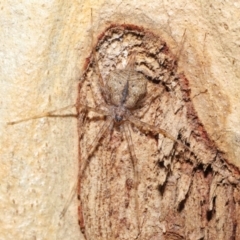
[1,1,240,239]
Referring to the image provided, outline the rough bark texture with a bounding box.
[1,1,240,240]
[78,25,240,240]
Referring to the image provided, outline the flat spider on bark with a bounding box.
[77,26,196,240]
[79,54,181,237]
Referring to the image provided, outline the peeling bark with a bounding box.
[1,2,240,240]
[78,26,240,240]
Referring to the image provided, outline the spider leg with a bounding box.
[126,50,137,70]
[128,115,191,152]
[59,106,109,214]
[134,88,165,118]
[79,117,113,237]
[123,121,141,234]
[80,117,113,177]
[8,103,109,125]
[60,117,113,237]
[7,104,78,125]
[88,10,111,105]
[79,104,109,116]
[91,57,112,105]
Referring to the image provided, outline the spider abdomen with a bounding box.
[106,69,147,109]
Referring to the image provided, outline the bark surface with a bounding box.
[1,1,240,240]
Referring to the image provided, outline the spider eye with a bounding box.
[115,115,123,122]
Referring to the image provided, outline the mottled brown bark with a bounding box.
[1,1,240,240]
[78,26,240,240]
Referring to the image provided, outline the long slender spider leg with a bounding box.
[78,117,113,237]
[134,88,165,118]
[123,121,141,234]
[80,117,113,178]
[128,115,191,152]
[60,180,79,218]
[126,50,137,70]
[59,105,109,222]
[8,103,110,125]
[60,117,113,234]
[89,10,111,106]
[7,104,77,125]
[97,121,115,239]
[92,55,111,105]
[79,104,109,116]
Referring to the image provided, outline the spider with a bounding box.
[77,26,193,239]
[8,26,194,239]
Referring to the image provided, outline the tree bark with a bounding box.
[1,1,240,240]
